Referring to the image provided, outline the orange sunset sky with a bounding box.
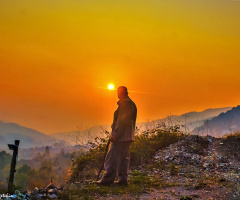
[0,0,240,134]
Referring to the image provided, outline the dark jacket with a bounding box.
[111,96,137,142]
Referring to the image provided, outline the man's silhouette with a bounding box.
[97,86,137,185]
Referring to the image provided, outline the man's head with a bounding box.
[118,86,128,100]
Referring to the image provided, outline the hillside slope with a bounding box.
[59,131,240,200]
[194,105,240,137]
[0,120,55,150]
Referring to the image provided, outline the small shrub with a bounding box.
[70,141,108,182]
[130,128,184,167]
[170,163,180,176]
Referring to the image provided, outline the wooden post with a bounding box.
[8,140,20,193]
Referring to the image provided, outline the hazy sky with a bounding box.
[0,0,240,134]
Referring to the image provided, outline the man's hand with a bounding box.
[110,136,116,143]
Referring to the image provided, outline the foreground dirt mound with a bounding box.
[155,135,240,172]
[151,135,240,199]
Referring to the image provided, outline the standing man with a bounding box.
[97,86,137,185]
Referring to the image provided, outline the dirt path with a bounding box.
[97,184,237,200]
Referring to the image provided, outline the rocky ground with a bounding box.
[153,135,240,199]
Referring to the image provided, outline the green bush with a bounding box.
[70,141,108,182]
[130,129,184,167]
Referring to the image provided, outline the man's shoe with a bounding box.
[95,181,112,186]
[116,181,128,186]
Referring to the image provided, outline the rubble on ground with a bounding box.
[4,183,63,200]
[151,134,240,199]
[155,135,239,173]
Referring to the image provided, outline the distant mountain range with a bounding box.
[137,107,232,133]
[0,106,235,151]
[0,120,56,150]
[193,105,240,137]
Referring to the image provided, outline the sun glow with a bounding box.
[108,84,114,90]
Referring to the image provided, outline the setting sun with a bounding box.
[108,84,114,90]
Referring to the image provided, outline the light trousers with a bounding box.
[100,141,132,184]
